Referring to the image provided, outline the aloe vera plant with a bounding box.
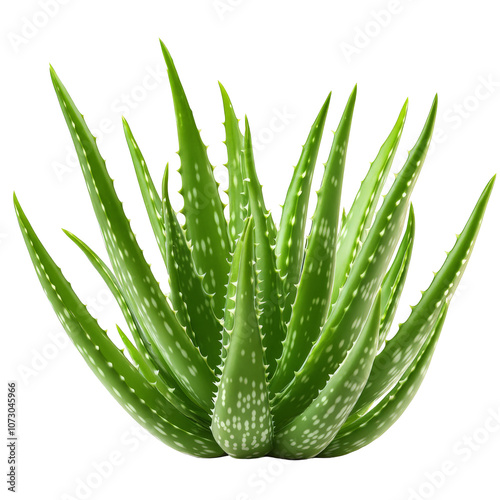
[15,42,495,459]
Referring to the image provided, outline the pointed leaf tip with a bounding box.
[323,91,332,109]
[218,81,228,97]
[477,175,496,206]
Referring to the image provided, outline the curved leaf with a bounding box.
[122,118,166,262]
[63,229,209,423]
[319,303,448,457]
[162,165,223,370]
[270,97,437,420]
[219,83,248,244]
[331,100,408,304]
[379,204,415,347]
[272,293,380,459]
[275,94,331,321]
[50,67,215,411]
[243,117,285,376]
[14,197,223,457]
[271,87,356,396]
[352,175,495,413]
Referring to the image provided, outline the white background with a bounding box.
[2,1,499,499]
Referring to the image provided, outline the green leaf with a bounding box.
[271,87,356,397]
[219,83,248,244]
[270,97,437,421]
[114,325,209,426]
[319,303,448,457]
[379,204,415,347]
[275,94,331,322]
[211,220,273,458]
[221,224,245,359]
[351,175,495,413]
[160,41,230,318]
[162,165,223,371]
[14,197,223,457]
[122,118,166,262]
[272,293,380,459]
[63,229,210,424]
[331,100,408,304]
[50,67,215,412]
[242,117,285,377]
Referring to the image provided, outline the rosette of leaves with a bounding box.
[15,41,495,459]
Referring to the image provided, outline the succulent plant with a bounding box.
[15,41,494,460]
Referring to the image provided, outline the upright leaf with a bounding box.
[122,118,166,263]
[211,221,273,458]
[162,165,223,370]
[378,204,415,347]
[243,117,285,376]
[275,94,331,321]
[222,231,244,355]
[271,87,356,395]
[219,83,248,244]
[161,41,230,318]
[270,97,437,420]
[331,100,408,304]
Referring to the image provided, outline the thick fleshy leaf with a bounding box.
[275,94,331,321]
[160,41,230,318]
[162,165,223,370]
[219,83,248,244]
[50,67,215,411]
[378,204,415,347]
[114,325,209,426]
[243,117,285,376]
[319,303,448,457]
[122,118,166,262]
[272,293,380,459]
[331,100,408,304]
[270,97,437,420]
[212,221,273,458]
[352,175,495,413]
[222,232,244,356]
[14,198,223,457]
[63,229,210,424]
[20,49,496,460]
[271,87,356,396]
